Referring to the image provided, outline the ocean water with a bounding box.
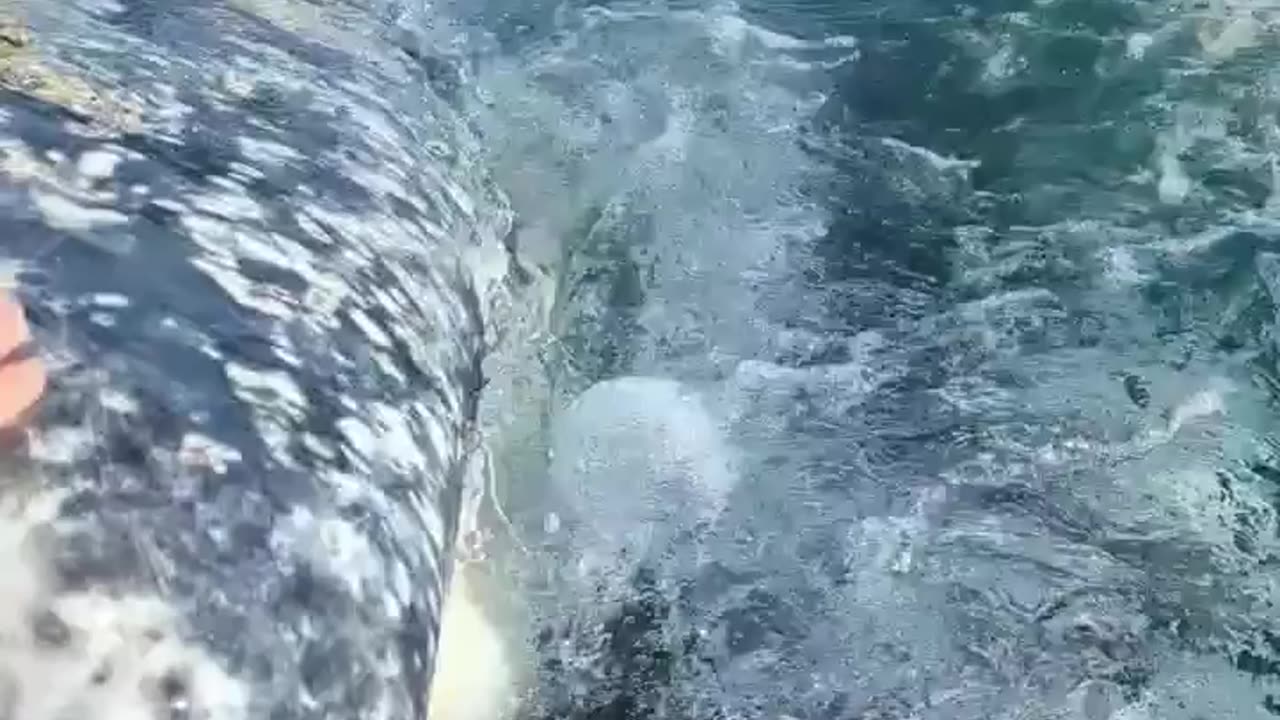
[4,0,1280,718]
[463,1,1280,719]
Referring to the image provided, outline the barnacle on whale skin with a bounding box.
[0,3,141,134]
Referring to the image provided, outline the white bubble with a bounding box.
[549,376,738,578]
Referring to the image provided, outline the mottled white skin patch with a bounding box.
[0,490,247,720]
[32,183,129,229]
[76,148,123,181]
[548,376,738,588]
[0,141,137,253]
[271,509,379,601]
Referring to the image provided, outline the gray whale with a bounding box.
[0,1,530,718]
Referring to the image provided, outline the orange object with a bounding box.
[0,292,45,447]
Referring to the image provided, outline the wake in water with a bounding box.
[457,1,1280,719]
